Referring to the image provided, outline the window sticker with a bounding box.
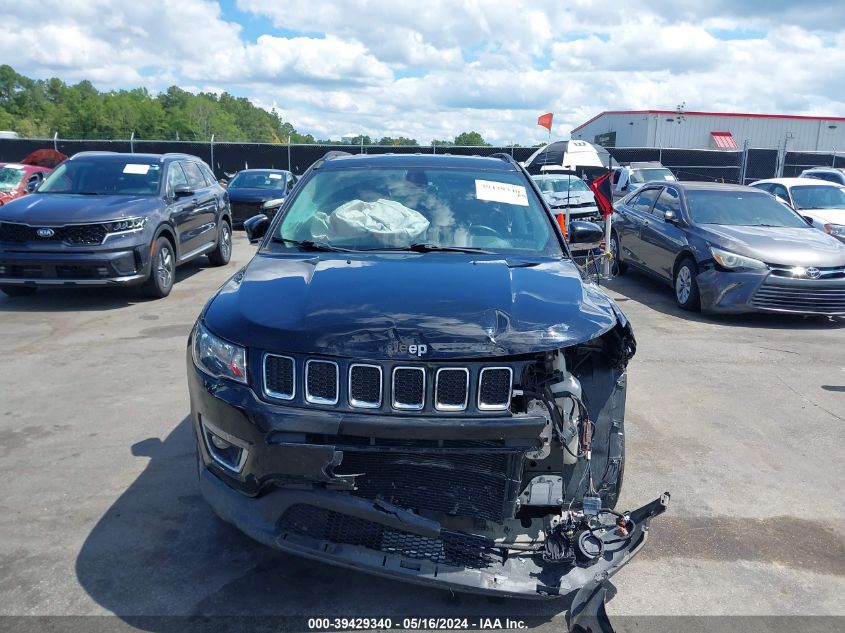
[475,179,529,206]
[269,173,282,179]
[123,164,151,175]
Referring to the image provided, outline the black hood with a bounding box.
[203,253,621,360]
[0,193,158,224]
[227,188,285,204]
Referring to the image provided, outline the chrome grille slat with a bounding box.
[435,368,469,411]
[478,367,513,411]
[392,366,425,410]
[349,363,382,408]
[263,354,295,400]
[305,360,339,405]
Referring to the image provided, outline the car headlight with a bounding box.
[103,217,147,233]
[192,322,247,383]
[709,246,767,271]
[824,223,845,237]
[262,198,285,210]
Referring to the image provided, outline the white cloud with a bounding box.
[2,0,845,144]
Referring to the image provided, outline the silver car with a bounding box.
[611,182,845,315]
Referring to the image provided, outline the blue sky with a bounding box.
[1,0,844,144]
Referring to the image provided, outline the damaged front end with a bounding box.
[188,315,668,622]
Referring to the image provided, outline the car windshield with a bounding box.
[790,185,845,211]
[37,158,161,195]
[630,168,675,184]
[686,190,809,227]
[533,176,591,194]
[273,167,562,255]
[229,171,287,190]
[0,166,25,192]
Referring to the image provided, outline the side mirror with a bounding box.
[173,184,194,198]
[568,220,604,245]
[244,214,270,243]
[664,209,679,224]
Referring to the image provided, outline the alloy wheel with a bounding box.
[676,266,692,304]
[157,246,174,289]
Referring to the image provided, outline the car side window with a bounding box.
[653,187,681,218]
[770,184,790,202]
[198,162,217,186]
[752,183,772,193]
[629,188,660,213]
[182,161,207,190]
[166,162,189,196]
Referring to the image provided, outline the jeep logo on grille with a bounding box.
[387,342,428,356]
[36,227,55,238]
[806,267,821,279]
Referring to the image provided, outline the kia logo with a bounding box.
[36,227,55,238]
[806,267,821,279]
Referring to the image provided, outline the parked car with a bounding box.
[0,152,232,298]
[750,178,845,243]
[611,162,676,200]
[532,172,602,222]
[799,167,845,186]
[0,162,53,205]
[611,181,845,314]
[226,168,295,227]
[187,152,667,613]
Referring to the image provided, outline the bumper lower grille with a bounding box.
[0,222,106,245]
[336,449,523,523]
[279,504,498,569]
[751,284,845,313]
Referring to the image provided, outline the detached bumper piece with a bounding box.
[201,466,669,602]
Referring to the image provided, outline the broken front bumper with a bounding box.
[188,362,668,599]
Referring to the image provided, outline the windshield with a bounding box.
[229,171,287,190]
[630,168,675,184]
[273,167,562,255]
[790,185,845,211]
[38,159,161,195]
[686,190,809,227]
[0,166,25,192]
[533,176,591,195]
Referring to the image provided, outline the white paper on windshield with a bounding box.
[268,173,282,179]
[123,164,150,175]
[475,179,529,206]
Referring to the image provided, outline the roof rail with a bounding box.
[488,152,519,166]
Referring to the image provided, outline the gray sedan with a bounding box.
[611,182,845,314]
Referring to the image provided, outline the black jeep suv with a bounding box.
[187,153,667,619]
[0,152,233,298]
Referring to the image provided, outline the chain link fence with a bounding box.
[1,137,842,184]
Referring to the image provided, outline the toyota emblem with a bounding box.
[806,267,821,279]
[36,227,55,238]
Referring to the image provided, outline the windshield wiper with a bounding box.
[73,191,103,195]
[369,243,493,254]
[271,237,355,252]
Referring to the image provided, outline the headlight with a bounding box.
[103,217,147,233]
[824,223,845,237]
[262,198,285,209]
[192,322,247,383]
[709,246,767,271]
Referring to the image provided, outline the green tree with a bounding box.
[453,131,489,146]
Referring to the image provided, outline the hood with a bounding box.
[204,253,620,360]
[697,224,845,267]
[227,188,285,204]
[0,193,159,224]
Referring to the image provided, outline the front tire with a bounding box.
[142,237,175,299]
[674,257,701,311]
[0,285,38,297]
[207,221,232,266]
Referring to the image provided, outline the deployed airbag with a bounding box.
[323,199,429,245]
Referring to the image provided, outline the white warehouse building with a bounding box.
[570,110,845,152]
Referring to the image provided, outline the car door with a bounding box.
[615,187,661,267]
[165,162,201,255]
[179,161,219,258]
[639,186,687,281]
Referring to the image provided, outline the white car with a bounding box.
[750,177,845,244]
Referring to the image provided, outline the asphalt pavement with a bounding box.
[0,234,843,631]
